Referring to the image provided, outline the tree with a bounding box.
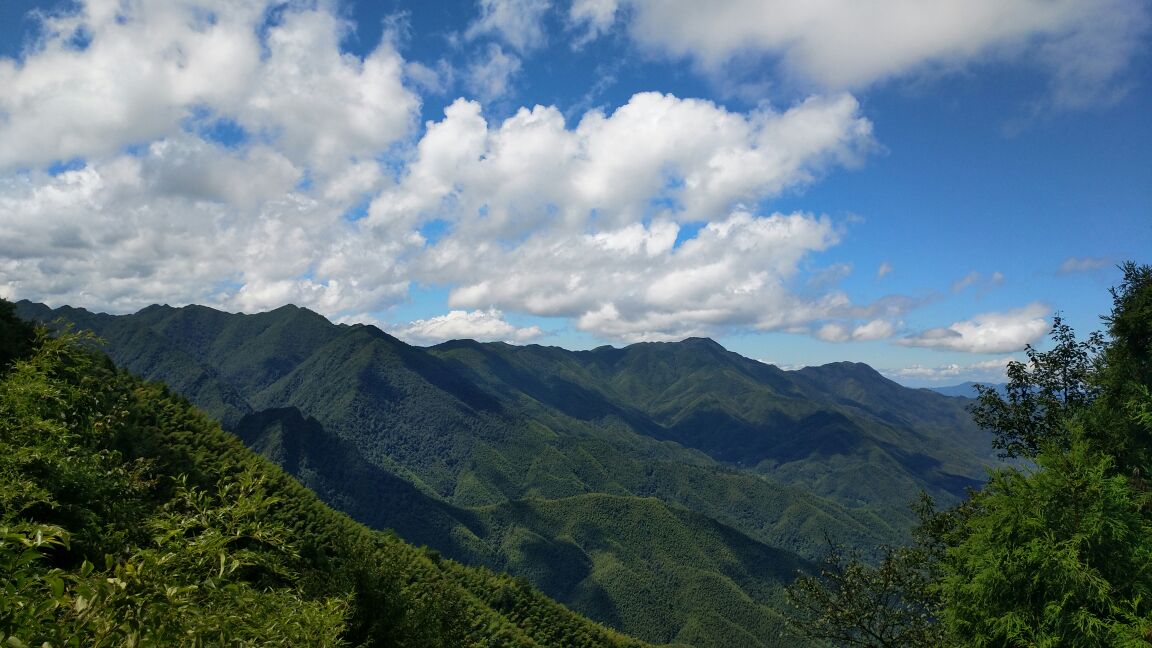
[970,315,1103,459]
[786,262,1152,647]
[0,299,37,370]
[941,437,1152,646]
[1092,262,1152,471]
[942,263,1152,645]
[785,496,956,648]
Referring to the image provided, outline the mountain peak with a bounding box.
[798,361,887,383]
[679,336,724,349]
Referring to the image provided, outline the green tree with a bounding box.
[1091,262,1152,471]
[785,495,959,648]
[0,298,37,370]
[941,263,1152,644]
[786,262,1152,647]
[941,436,1152,646]
[970,314,1103,459]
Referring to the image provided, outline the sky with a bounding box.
[0,0,1149,387]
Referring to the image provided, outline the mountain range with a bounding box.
[16,300,999,647]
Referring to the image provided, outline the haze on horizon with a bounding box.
[0,0,1148,387]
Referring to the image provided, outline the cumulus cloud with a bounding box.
[0,0,427,317]
[899,303,1049,353]
[466,0,551,52]
[0,139,415,316]
[354,90,877,340]
[423,211,852,341]
[0,1,417,177]
[369,91,874,239]
[1058,256,1110,274]
[569,0,619,44]
[466,43,522,101]
[606,0,1148,106]
[0,0,888,344]
[237,9,417,177]
[394,308,544,344]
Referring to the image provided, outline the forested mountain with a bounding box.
[0,301,650,647]
[15,299,997,646]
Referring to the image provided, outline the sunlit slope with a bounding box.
[16,300,997,647]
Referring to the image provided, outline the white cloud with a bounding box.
[0,0,427,318]
[613,0,1147,106]
[815,318,896,343]
[899,303,1049,353]
[0,2,418,179]
[406,60,452,95]
[0,139,416,316]
[364,90,873,341]
[0,1,261,171]
[395,308,543,344]
[951,271,981,293]
[876,261,893,279]
[1036,0,1151,109]
[0,0,887,345]
[851,318,897,341]
[237,9,417,177]
[569,0,619,44]
[370,92,874,239]
[466,43,522,101]
[1058,256,1110,275]
[884,356,1017,384]
[423,211,854,341]
[466,0,551,52]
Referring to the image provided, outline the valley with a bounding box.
[16,300,998,647]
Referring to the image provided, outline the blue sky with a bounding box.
[0,0,1149,386]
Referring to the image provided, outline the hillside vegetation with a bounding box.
[787,262,1152,646]
[0,301,652,647]
[14,299,998,646]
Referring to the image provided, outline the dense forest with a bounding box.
[0,300,651,647]
[787,262,1152,646]
[13,296,997,646]
[9,263,1146,647]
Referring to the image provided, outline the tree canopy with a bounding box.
[787,262,1152,647]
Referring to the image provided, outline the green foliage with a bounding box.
[786,262,1152,648]
[785,496,952,648]
[942,438,1152,646]
[942,263,1152,645]
[15,296,1000,647]
[1093,262,1152,471]
[13,297,999,645]
[971,314,1103,459]
[0,303,652,648]
[0,299,36,370]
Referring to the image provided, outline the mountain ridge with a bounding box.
[15,299,998,647]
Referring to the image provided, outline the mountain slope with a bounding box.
[427,337,994,515]
[16,300,997,646]
[0,303,651,648]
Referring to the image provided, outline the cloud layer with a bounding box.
[582,0,1149,105]
[899,303,1050,354]
[0,0,1136,354]
[395,308,543,344]
[0,1,883,342]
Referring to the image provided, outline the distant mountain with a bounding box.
[17,300,998,647]
[0,301,650,648]
[927,382,1006,398]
